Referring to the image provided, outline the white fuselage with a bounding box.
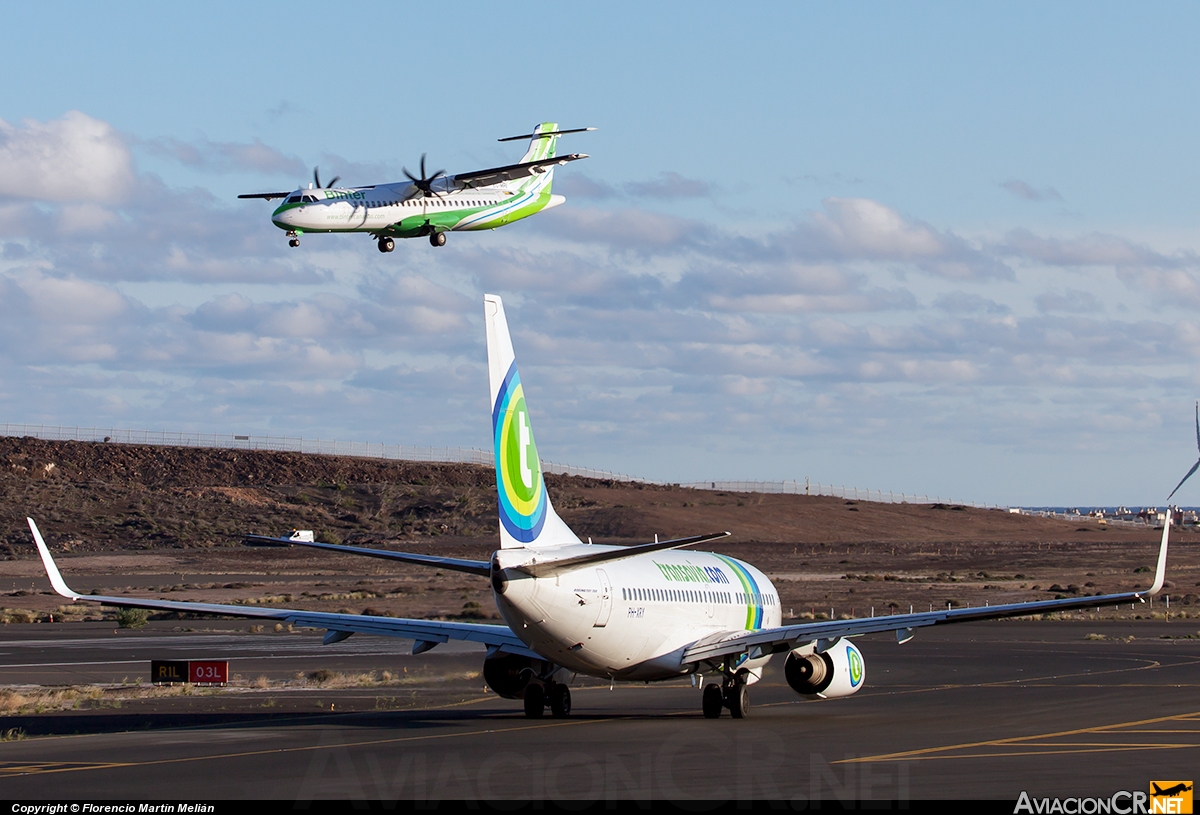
[270,178,564,235]
[492,545,781,681]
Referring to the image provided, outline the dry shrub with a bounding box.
[0,687,102,715]
[115,608,148,629]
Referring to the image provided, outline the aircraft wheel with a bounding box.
[288,238,300,248]
[523,683,545,718]
[429,231,446,247]
[549,684,571,718]
[377,237,394,253]
[702,683,723,718]
[726,682,750,719]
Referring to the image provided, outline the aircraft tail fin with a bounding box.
[518,122,560,164]
[517,123,560,195]
[485,294,581,550]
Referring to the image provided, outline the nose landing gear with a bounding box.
[286,231,300,248]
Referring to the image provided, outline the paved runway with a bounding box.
[0,619,1197,802]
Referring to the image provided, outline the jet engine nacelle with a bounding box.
[784,639,866,699]
[482,652,566,699]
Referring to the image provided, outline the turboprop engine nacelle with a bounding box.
[784,639,866,699]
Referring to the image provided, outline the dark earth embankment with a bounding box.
[0,436,1195,622]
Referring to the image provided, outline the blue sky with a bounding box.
[3,2,1200,505]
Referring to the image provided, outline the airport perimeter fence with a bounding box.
[1020,509,1149,529]
[2,421,1024,511]
[676,479,1007,510]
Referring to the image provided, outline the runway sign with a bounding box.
[188,660,229,684]
[150,659,228,685]
[150,660,188,683]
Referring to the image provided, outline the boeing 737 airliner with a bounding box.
[27,296,1172,719]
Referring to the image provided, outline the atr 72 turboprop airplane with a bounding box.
[238,122,591,252]
[27,295,1173,719]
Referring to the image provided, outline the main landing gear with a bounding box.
[429,231,446,247]
[523,681,572,719]
[377,236,395,253]
[702,672,750,719]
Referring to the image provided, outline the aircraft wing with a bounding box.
[683,513,1173,665]
[237,192,293,201]
[243,534,490,577]
[451,154,589,190]
[28,519,539,659]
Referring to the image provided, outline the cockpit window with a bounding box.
[285,195,302,204]
[302,194,318,203]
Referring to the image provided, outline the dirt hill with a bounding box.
[0,435,1165,555]
[0,436,1192,622]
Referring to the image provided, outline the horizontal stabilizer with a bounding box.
[497,127,596,142]
[514,532,731,578]
[243,534,490,577]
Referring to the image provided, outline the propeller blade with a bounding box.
[313,167,321,189]
[326,176,340,189]
[402,155,442,196]
[1193,401,1198,454]
[1167,458,1200,502]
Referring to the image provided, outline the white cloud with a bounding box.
[787,198,1014,281]
[1036,288,1103,314]
[624,171,714,199]
[999,228,1181,268]
[58,203,120,234]
[0,111,134,202]
[143,136,307,177]
[1001,180,1063,202]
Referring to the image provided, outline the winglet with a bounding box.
[1143,508,1171,596]
[27,518,81,600]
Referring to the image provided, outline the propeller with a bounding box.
[313,167,341,190]
[1167,401,1200,501]
[402,154,445,198]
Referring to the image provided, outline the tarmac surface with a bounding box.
[0,619,1197,802]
